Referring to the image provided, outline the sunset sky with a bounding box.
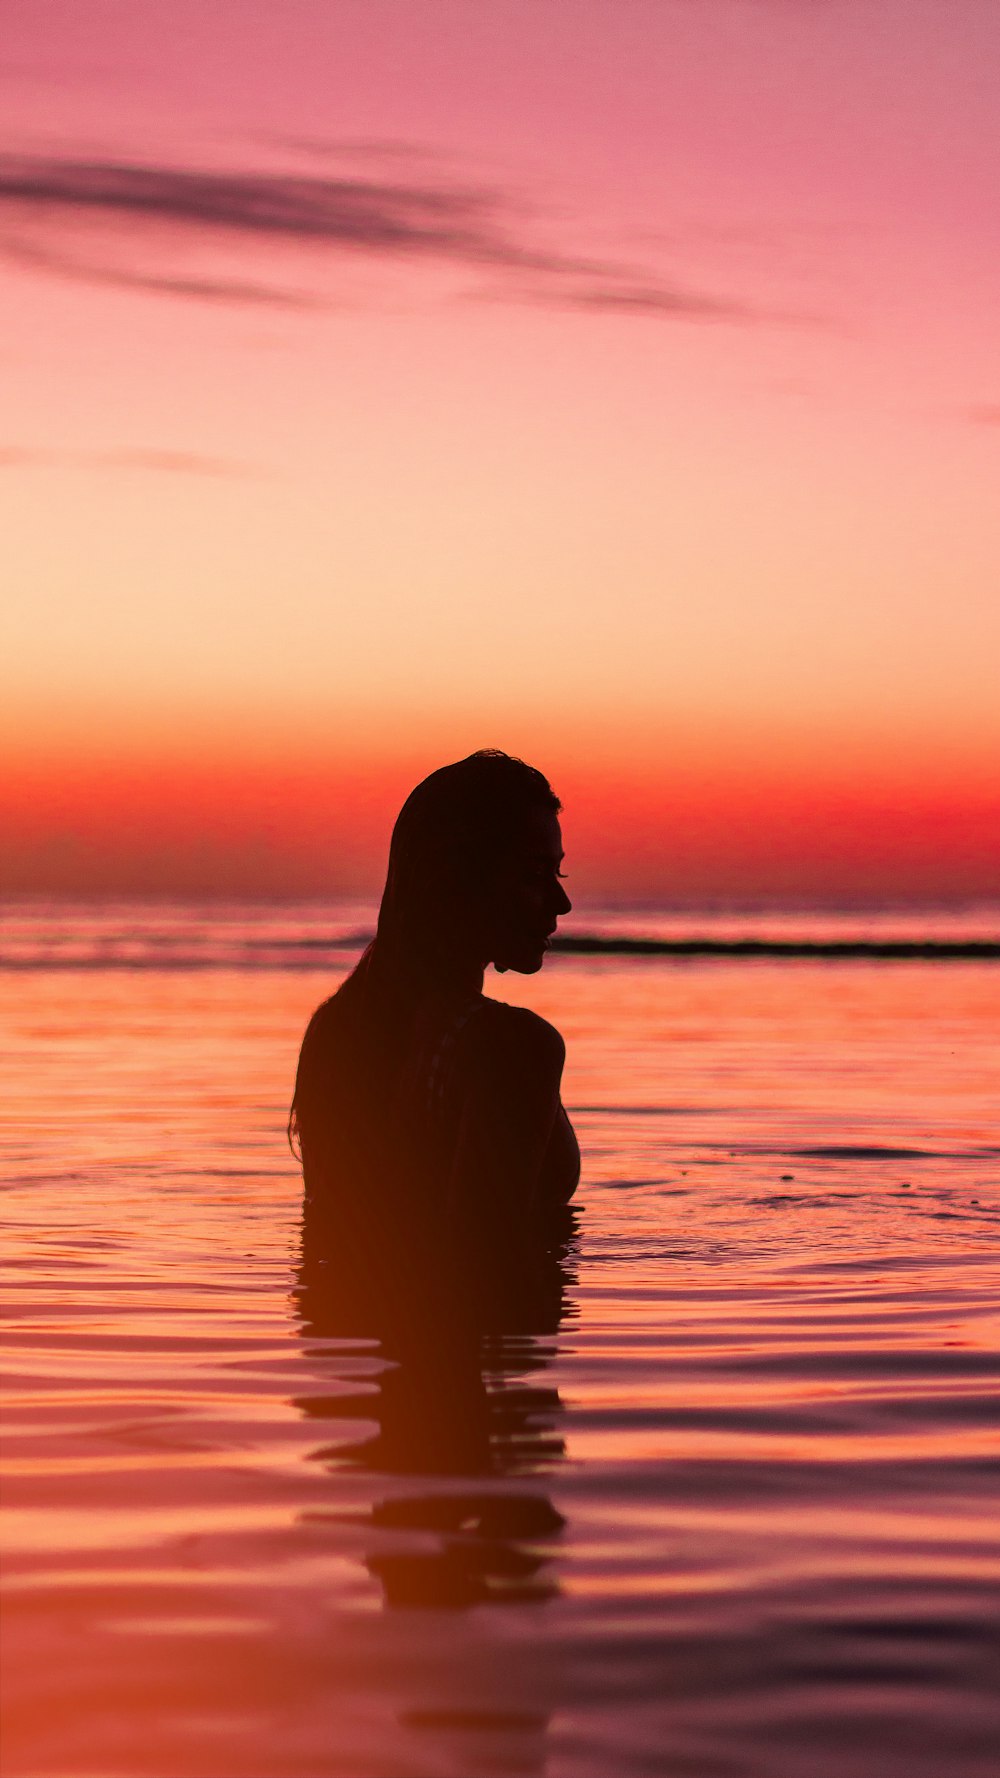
[3,0,998,902]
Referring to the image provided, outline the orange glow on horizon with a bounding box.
[4,725,997,901]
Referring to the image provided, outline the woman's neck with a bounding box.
[434,957,485,999]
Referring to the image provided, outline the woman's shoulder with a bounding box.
[467,996,565,1068]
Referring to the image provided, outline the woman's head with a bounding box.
[376,750,570,981]
[290,750,568,1167]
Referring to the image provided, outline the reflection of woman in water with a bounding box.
[291,750,579,1265]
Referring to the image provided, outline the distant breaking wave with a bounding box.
[550,936,1000,960]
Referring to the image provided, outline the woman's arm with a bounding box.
[445,1004,571,1241]
[541,1103,580,1208]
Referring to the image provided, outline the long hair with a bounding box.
[290,750,560,1186]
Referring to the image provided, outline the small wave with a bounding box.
[599,1178,669,1191]
[573,1104,724,1116]
[789,1144,937,1160]
[751,1194,820,1207]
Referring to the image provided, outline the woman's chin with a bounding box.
[493,945,546,976]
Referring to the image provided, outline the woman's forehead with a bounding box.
[512,808,563,857]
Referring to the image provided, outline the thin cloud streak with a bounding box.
[1,231,322,308]
[261,135,453,166]
[0,150,759,322]
[0,445,253,475]
[540,281,752,321]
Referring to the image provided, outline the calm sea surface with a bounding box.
[2,904,998,1778]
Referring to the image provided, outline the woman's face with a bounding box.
[487,807,571,975]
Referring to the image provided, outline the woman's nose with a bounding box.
[555,879,572,916]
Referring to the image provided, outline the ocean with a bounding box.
[2,901,998,1778]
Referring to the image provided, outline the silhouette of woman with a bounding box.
[291,751,578,1266]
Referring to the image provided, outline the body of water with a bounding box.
[2,903,998,1777]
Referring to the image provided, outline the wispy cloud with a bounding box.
[967,404,1000,427]
[0,150,759,322]
[0,445,252,475]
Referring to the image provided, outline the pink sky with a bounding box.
[2,0,998,901]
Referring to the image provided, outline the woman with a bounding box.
[291,750,579,1258]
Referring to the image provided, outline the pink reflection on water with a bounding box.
[1,912,998,1777]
